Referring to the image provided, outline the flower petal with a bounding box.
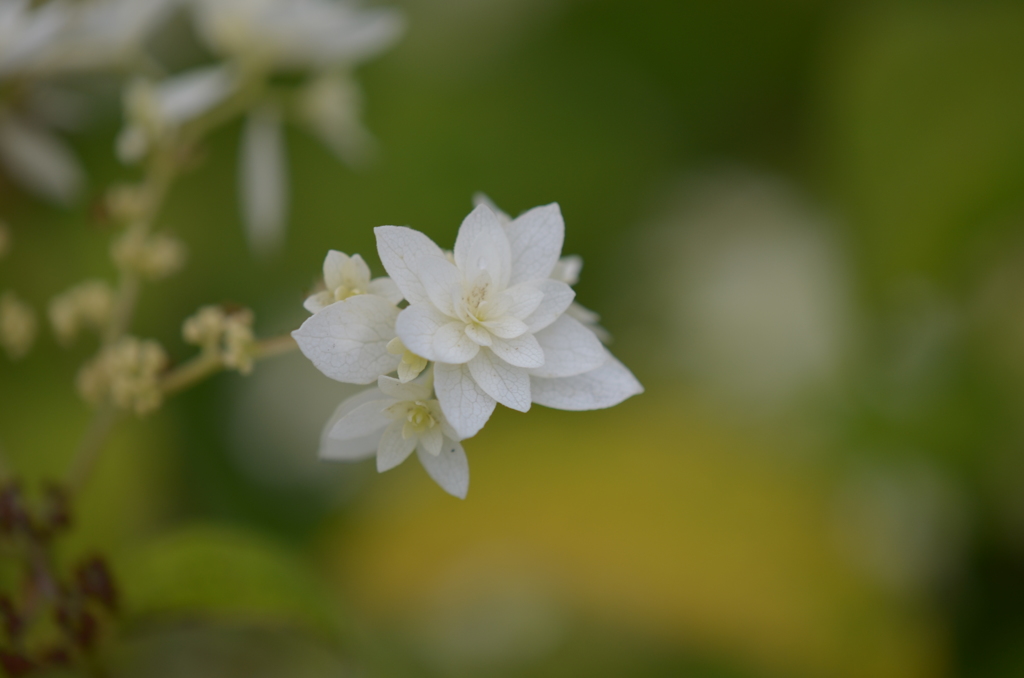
[396,304,478,364]
[419,425,443,456]
[319,387,389,461]
[502,281,545,320]
[467,349,531,412]
[378,371,432,401]
[327,399,391,439]
[375,225,448,306]
[454,204,511,290]
[304,290,333,314]
[293,294,400,384]
[412,255,461,316]
[366,277,403,304]
[435,361,496,439]
[377,421,417,472]
[529,314,606,378]
[240,104,289,255]
[524,279,575,332]
[481,316,528,340]
[489,332,544,369]
[417,438,469,499]
[323,250,350,290]
[0,116,83,204]
[505,203,564,286]
[531,353,643,411]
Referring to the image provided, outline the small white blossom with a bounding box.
[0,290,37,360]
[48,280,115,346]
[76,336,168,415]
[303,250,402,314]
[296,71,373,166]
[387,337,427,383]
[111,230,187,280]
[320,369,469,498]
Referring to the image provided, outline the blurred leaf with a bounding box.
[823,4,1024,287]
[115,525,340,639]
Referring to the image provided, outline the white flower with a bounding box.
[320,369,469,498]
[473,193,608,342]
[386,337,427,383]
[376,203,609,438]
[48,279,114,346]
[0,110,83,204]
[303,250,402,314]
[190,0,404,71]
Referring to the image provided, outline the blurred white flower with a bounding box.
[320,368,469,498]
[239,103,288,254]
[48,279,115,346]
[0,290,37,360]
[303,249,402,313]
[181,305,258,374]
[0,110,83,204]
[110,229,187,280]
[190,0,404,71]
[76,336,168,415]
[296,71,373,166]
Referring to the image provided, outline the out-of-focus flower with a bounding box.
[76,336,167,415]
[182,305,228,351]
[0,290,37,360]
[303,249,402,313]
[0,110,83,204]
[473,194,609,342]
[110,230,187,280]
[182,305,258,374]
[116,64,238,164]
[320,369,469,498]
[48,280,115,346]
[188,0,405,255]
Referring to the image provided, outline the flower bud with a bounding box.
[76,337,168,415]
[111,230,187,280]
[48,280,114,346]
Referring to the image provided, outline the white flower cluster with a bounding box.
[294,199,643,498]
[182,305,257,375]
[76,336,168,415]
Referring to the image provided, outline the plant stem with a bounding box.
[65,405,120,495]
[160,334,298,396]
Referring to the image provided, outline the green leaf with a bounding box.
[114,525,340,639]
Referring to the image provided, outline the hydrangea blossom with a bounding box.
[320,369,468,498]
[303,250,402,313]
[294,198,643,497]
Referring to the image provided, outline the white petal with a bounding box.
[0,117,82,204]
[327,399,391,439]
[396,304,478,364]
[550,254,583,286]
[467,349,532,412]
[158,64,236,125]
[502,282,545,320]
[323,250,350,290]
[435,361,496,439]
[412,255,461,316]
[505,203,564,286]
[347,253,372,286]
[480,316,528,340]
[524,279,575,332]
[303,291,333,314]
[378,371,432,401]
[454,204,512,290]
[366,277,403,305]
[292,294,400,384]
[240,104,289,255]
[375,225,449,306]
[419,425,443,456]
[377,421,416,472]
[489,332,544,369]
[318,387,388,461]
[529,314,606,378]
[464,323,492,346]
[531,354,643,411]
[417,439,469,499]
[472,192,511,224]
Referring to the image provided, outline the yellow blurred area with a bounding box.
[321,386,943,678]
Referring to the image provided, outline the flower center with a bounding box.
[402,401,438,438]
[332,284,364,302]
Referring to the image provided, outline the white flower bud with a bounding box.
[182,305,227,350]
[0,291,38,360]
[222,309,256,375]
[48,280,115,346]
[111,230,187,280]
[386,337,427,383]
[76,336,168,415]
[105,184,151,224]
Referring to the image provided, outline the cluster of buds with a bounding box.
[0,292,37,361]
[110,229,187,281]
[183,305,258,375]
[76,337,168,415]
[47,281,114,347]
[0,482,117,677]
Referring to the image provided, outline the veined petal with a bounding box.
[413,255,461,316]
[463,323,492,346]
[240,104,288,255]
[524,279,575,332]
[505,203,564,286]
[529,314,605,378]
[303,291,333,314]
[367,277,403,305]
[531,353,643,411]
[480,316,528,340]
[347,253,372,286]
[319,387,388,461]
[377,421,416,472]
[292,294,400,384]
[327,399,391,439]
[454,204,511,290]
[467,349,531,412]
[472,192,511,224]
[489,332,544,369]
[323,250,350,290]
[419,425,443,456]
[375,225,448,306]
[0,116,83,204]
[501,282,545,320]
[396,304,479,364]
[435,361,496,439]
[378,372,432,402]
[417,439,469,499]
